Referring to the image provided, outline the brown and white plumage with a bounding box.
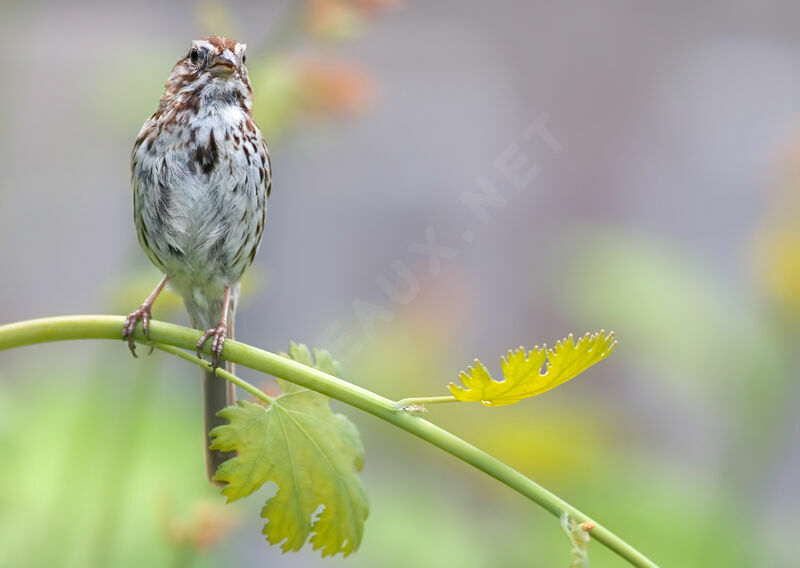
[124,36,271,484]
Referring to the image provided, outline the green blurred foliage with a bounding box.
[552,228,796,565]
[0,362,226,568]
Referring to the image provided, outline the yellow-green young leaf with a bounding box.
[449,331,616,406]
[210,344,367,557]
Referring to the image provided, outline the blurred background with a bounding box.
[1,1,799,566]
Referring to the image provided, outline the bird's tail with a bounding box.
[185,290,238,486]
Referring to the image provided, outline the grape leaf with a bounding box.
[209,343,368,556]
[449,331,616,406]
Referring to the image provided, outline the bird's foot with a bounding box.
[197,321,228,370]
[123,304,153,357]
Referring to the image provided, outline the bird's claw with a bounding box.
[123,305,153,357]
[197,322,228,370]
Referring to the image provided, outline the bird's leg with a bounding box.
[123,275,169,357]
[196,286,231,370]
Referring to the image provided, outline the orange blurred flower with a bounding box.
[161,497,240,553]
[294,56,375,115]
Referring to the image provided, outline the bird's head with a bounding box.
[163,36,252,110]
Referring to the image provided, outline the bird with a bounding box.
[123,36,271,484]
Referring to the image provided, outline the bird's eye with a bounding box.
[242,53,247,63]
[189,48,200,64]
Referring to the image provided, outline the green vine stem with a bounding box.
[0,316,659,568]
[394,395,458,409]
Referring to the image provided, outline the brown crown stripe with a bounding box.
[204,36,238,53]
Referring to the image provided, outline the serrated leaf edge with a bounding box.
[448,330,616,406]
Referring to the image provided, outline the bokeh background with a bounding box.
[1,1,799,566]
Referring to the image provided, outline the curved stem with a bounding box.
[395,395,458,408]
[155,343,276,404]
[0,316,659,568]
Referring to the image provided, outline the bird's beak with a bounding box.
[209,50,238,77]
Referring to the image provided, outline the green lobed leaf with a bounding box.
[449,331,616,406]
[210,343,368,556]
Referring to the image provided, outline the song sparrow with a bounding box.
[123,36,271,484]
